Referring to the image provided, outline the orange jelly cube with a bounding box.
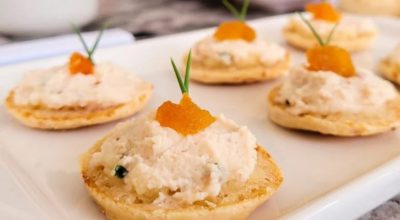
[68,52,93,74]
[306,2,341,22]
[156,94,216,136]
[307,45,355,77]
[214,20,256,42]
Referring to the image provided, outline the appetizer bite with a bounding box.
[5,26,153,130]
[379,44,400,85]
[268,14,400,136]
[283,1,377,52]
[188,0,290,84]
[81,52,283,220]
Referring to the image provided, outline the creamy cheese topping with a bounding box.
[192,36,286,67]
[13,63,148,109]
[287,15,377,39]
[89,113,257,206]
[275,66,397,115]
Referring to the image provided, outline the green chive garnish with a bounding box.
[114,165,128,179]
[72,23,108,64]
[222,0,251,21]
[184,50,191,93]
[325,23,338,45]
[171,49,192,94]
[298,12,338,46]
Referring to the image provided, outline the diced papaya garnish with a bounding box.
[214,21,256,42]
[156,94,216,136]
[306,2,341,22]
[68,52,93,74]
[307,45,355,77]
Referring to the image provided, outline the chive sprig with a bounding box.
[171,49,192,94]
[222,0,251,21]
[298,12,338,46]
[72,23,108,63]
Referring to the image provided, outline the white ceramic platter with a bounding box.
[1,15,400,220]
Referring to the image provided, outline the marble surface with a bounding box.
[359,194,400,220]
[0,0,399,219]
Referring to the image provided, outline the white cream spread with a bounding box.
[13,63,148,109]
[192,36,286,67]
[287,15,377,39]
[275,66,397,115]
[89,113,257,206]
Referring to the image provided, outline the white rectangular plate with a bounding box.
[1,15,400,220]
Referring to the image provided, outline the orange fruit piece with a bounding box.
[306,2,341,22]
[307,45,355,77]
[214,20,256,42]
[156,94,216,136]
[68,52,93,74]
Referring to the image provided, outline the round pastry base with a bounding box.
[267,86,400,137]
[189,55,291,84]
[81,138,283,220]
[4,84,153,130]
[282,27,376,52]
[379,59,400,85]
[339,0,400,16]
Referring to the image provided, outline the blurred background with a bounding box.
[1,0,400,44]
[0,0,302,43]
[2,0,400,65]
[0,0,399,219]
